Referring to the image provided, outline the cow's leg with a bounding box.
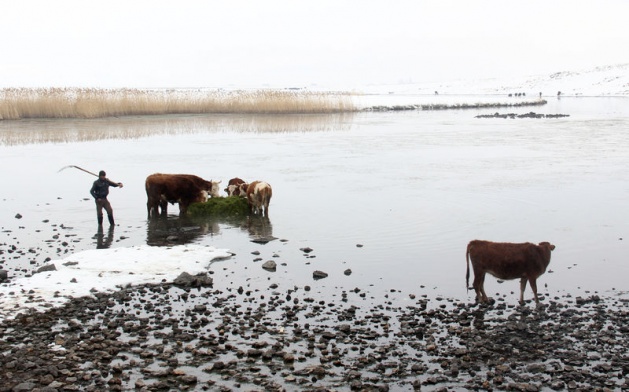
[478,275,489,303]
[266,193,271,217]
[519,278,528,304]
[253,193,262,215]
[528,278,539,304]
[472,272,487,302]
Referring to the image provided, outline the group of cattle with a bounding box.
[145,173,272,218]
[144,174,557,307]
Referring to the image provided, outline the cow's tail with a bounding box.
[145,178,151,215]
[465,243,471,293]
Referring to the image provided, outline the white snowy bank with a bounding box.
[0,245,231,321]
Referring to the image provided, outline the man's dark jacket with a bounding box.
[90,179,119,200]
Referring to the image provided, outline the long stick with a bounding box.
[58,165,99,177]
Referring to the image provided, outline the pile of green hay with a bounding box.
[188,196,249,217]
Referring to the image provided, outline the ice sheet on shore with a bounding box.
[0,244,231,321]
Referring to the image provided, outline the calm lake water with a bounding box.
[1,95,628,305]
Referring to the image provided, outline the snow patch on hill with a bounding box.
[361,63,629,97]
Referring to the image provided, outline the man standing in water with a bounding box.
[90,170,123,226]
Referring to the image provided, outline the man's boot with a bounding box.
[98,216,103,226]
[108,215,115,226]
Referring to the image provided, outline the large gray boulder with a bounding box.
[173,272,213,287]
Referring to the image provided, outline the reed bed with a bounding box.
[0,88,357,120]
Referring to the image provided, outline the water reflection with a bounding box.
[146,214,275,246]
[0,113,353,146]
[245,216,275,244]
[94,225,115,249]
[146,216,220,246]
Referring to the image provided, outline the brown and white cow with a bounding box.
[245,181,272,217]
[466,240,556,305]
[145,173,221,218]
[224,177,247,197]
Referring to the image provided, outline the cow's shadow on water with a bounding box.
[146,215,275,246]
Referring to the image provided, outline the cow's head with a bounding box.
[239,183,249,196]
[225,184,240,196]
[538,242,556,251]
[538,242,556,263]
[208,180,221,198]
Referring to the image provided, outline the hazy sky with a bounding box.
[2,0,628,89]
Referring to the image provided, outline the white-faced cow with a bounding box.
[225,177,247,197]
[145,173,221,218]
[466,240,556,305]
[245,181,272,217]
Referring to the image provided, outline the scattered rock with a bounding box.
[36,264,57,273]
[262,260,277,271]
[173,272,213,287]
[251,236,277,244]
[0,282,628,391]
[475,111,570,119]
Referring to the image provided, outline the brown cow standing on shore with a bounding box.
[224,177,247,197]
[466,240,556,305]
[145,173,221,217]
[245,181,272,217]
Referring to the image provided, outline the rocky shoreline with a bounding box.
[2,214,629,391]
[475,112,570,119]
[2,277,629,391]
[363,100,547,112]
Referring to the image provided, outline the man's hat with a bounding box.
[99,170,106,176]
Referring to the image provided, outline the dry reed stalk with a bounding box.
[0,88,356,120]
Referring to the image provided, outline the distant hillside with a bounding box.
[484,63,629,96]
[363,64,629,97]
